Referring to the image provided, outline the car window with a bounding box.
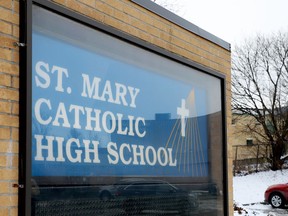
[155,183,175,193]
[125,183,144,191]
[125,182,159,193]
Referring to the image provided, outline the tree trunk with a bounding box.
[270,141,284,171]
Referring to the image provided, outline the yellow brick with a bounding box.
[0,155,18,168]
[104,16,123,31]
[0,155,16,167]
[0,35,17,50]
[122,4,140,19]
[0,141,18,154]
[0,128,10,140]
[0,208,9,216]
[0,114,18,127]
[140,13,154,26]
[0,88,19,101]
[78,0,95,7]
[96,2,114,16]
[10,207,18,216]
[0,21,12,35]
[11,128,18,141]
[0,0,12,10]
[11,103,18,115]
[11,183,18,194]
[11,155,18,168]
[11,76,18,89]
[0,8,19,24]
[105,0,123,11]
[0,62,19,75]
[0,101,11,113]
[0,195,18,207]
[0,147,10,160]
[12,50,19,63]
[0,47,12,61]
[52,0,66,6]
[0,35,19,50]
[13,1,19,14]
[0,74,11,87]
[0,155,8,167]
[0,169,18,181]
[113,9,129,22]
[0,182,10,193]
[66,0,85,13]
[12,24,19,38]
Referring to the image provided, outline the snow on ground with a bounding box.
[233,169,288,215]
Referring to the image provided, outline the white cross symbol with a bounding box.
[177,99,189,137]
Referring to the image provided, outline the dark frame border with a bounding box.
[19,0,229,215]
[19,0,32,215]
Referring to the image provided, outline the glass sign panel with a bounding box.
[31,4,225,216]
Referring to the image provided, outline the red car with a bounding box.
[264,183,288,208]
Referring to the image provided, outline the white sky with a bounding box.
[156,0,288,47]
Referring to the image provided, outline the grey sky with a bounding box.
[155,0,288,47]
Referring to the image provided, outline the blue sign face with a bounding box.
[31,8,221,178]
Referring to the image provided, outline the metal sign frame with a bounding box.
[19,0,229,215]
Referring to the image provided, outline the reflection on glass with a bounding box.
[32,177,227,215]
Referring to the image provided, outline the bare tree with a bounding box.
[232,31,288,170]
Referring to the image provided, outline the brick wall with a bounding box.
[0,0,20,215]
[0,0,232,215]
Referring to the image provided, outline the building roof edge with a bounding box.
[132,0,231,51]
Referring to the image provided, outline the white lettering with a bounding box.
[145,146,157,166]
[135,117,146,138]
[158,147,168,166]
[81,74,140,108]
[34,135,55,161]
[51,65,69,92]
[116,113,128,135]
[34,98,52,125]
[115,83,128,106]
[83,140,100,163]
[128,86,140,108]
[34,137,177,167]
[106,143,177,167]
[66,138,82,163]
[168,148,177,166]
[81,74,102,100]
[85,107,101,131]
[34,100,146,138]
[131,144,146,165]
[52,102,70,128]
[102,111,116,133]
[100,80,114,103]
[128,115,135,136]
[55,136,65,162]
[35,61,50,88]
[119,143,132,165]
[107,142,119,164]
[69,105,85,129]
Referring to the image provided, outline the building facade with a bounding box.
[0,0,232,215]
[231,113,273,173]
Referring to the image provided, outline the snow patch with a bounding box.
[233,169,288,215]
